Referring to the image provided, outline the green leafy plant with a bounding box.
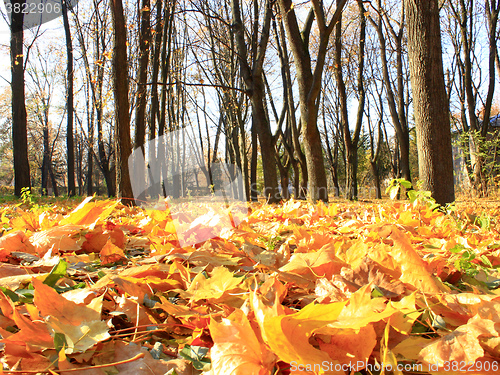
[20,187,33,205]
[407,189,441,210]
[385,178,412,200]
[264,235,282,251]
[448,244,494,281]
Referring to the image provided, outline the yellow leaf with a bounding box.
[254,292,346,367]
[31,225,83,256]
[158,297,204,317]
[390,226,446,294]
[279,246,347,280]
[380,321,403,375]
[387,292,420,334]
[317,324,376,366]
[59,197,117,226]
[209,309,276,375]
[187,267,244,302]
[58,346,67,362]
[47,317,110,354]
[392,336,432,360]
[320,285,396,332]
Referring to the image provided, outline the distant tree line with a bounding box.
[6,0,500,205]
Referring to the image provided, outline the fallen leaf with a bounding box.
[390,226,447,294]
[318,324,377,365]
[253,290,346,367]
[279,246,347,280]
[419,315,500,366]
[209,308,276,374]
[99,239,127,265]
[33,278,102,325]
[187,266,244,302]
[0,231,36,260]
[31,225,83,256]
[59,197,117,227]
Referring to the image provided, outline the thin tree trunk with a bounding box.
[335,0,365,200]
[62,0,75,196]
[277,0,347,202]
[87,104,94,196]
[42,124,50,195]
[112,0,135,205]
[133,0,151,203]
[148,0,163,199]
[275,17,307,199]
[250,122,258,201]
[231,0,280,203]
[369,4,411,185]
[11,0,31,196]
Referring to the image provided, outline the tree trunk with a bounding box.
[230,0,280,203]
[133,0,151,203]
[278,0,347,202]
[135,0,150,152]
[405,0,455,205]
[275,17,307,199]
[148,0,163,200]
[49,161,59,196]
[371,160,382,199]
[335,0,365,200]
[62,0,76,196]
[369,5,411,185]
[112,0,135,205]
[448,0,488,194]
[372,112,384,200]
[42,125,50,195]
[345,147,358,200]
[87,111,94,196]
[11,0,31,196]
[250,122,258,201]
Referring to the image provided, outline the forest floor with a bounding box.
[0,194,500,374]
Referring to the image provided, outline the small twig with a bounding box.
[109,322,196,335]
[3,353,145,374]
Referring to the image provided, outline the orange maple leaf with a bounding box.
[100,239,127,265]
[209,309,277,375]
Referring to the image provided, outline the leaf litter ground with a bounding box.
[1,197,500,374]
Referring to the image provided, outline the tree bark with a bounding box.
[62,0,76,196]
[231,0,280,203]
[277,0,347,202]
[11,0,31,196]
[42,123,50,195]
[133,0,151,203]
[275,16,307,199]
[135,0,150,151]
[112,0,135,205]
[405,0,455,205]
[148,0,163,199]
[250,122,258,201]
